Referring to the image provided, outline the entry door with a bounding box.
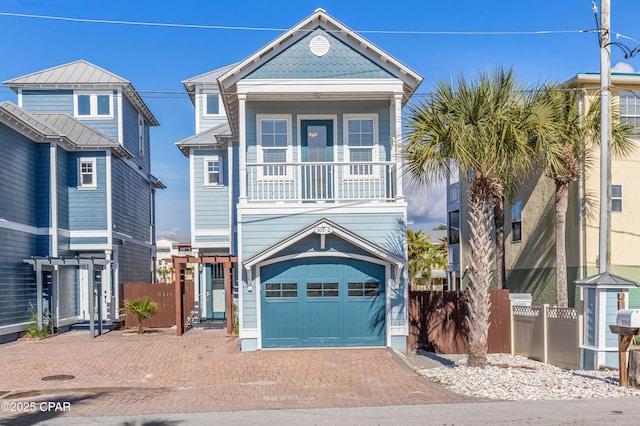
[301,120,333,200]
[206,263,226,320]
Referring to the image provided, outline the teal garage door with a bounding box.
[261,257,385,348]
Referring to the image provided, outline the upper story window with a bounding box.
[138,114,145,157]
[205,93,222,116]
[619,92,640,137]
[344,115,377,175]
[74,91,113,119]
[448,210,460,245]
[511,201,523,243]
[612,184,623,212]
[204,156,223,186]
[257,115,291,177]
[78,158,97,189]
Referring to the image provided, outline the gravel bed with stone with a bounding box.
[417,353,640,401]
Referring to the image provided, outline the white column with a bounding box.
[392,93,404,200]
[238,94,248,203]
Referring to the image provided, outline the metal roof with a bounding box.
[575,272,639,288]
[182,63,239,105]
[175,123,232,157]
[34,113,119,149]
[0,101,63,138]
[3,60,159,126]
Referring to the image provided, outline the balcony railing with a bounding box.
[246,162,396,202]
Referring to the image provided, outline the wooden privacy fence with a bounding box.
[512,304,581,370]
[122,282,194,329]
[407,289,511,354]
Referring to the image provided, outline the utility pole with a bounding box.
[598,0,611,273]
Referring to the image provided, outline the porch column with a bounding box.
[173,258,186,336]
[35,263,43,330]
[88,265,95,338]
[238,94,248,204]
[225,259,233,335]
[392,93,404,200]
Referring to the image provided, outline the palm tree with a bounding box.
[404,68,556,367]
[536,87,634,308]
[120,297,160,334]
[407,228,447,289]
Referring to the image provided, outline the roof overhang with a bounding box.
[564,72,640,88]
[243,218,405,270]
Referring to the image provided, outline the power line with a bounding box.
[0,11,599,36]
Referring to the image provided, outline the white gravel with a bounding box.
[418,353,640,400]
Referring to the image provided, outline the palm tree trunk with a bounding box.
[555,181,569,308]
[466,181,493,368]
[493,193,506,289]
[138,316,144,334]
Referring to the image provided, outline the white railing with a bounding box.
[246,162,396,202]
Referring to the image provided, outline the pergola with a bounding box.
[23,256,111,337]
[169,255,237,336]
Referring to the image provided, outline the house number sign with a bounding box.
[314,226,333,235]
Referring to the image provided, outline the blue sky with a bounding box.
[1,1,638,237]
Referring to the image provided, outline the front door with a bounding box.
[206,263,226,320]
[301,120,333,200]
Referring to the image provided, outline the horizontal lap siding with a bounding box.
[67,152,108,231]
[118,243,153,284]
[36,144,51,228]
[193,150,230,232]
[57,147,69,230]
[0,228,38,327]
[22,90,73,114]
[0,123,38,226]
[122,97,149,174]
[78,91,119,141]
[111,158,152,242]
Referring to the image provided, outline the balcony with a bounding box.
[246,162,396,202]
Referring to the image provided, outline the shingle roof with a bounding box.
[176,123,232,157]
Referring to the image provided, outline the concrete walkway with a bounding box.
[0,328,474,422]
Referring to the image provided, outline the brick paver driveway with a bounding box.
[0,328,474,421]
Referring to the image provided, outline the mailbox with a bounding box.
[616,309,640,327]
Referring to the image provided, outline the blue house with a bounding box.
[0,60,163,341]
[177,10,422,351]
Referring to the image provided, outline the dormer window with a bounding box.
[206,94,221,115]
[74,91,113,119]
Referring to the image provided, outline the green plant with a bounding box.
[120,297,160,334]
[232,303,239,335]
[23,303,51,338]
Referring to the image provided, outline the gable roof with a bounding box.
[3,60,159,126]
[243,218,405,270]
[218,9,423,135]
[175,122,232,157]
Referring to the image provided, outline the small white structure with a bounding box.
[576,272,640,369]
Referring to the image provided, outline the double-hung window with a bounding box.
[619,92,640,137]
[612,184,623,212]
[204,156,223,186]
[75,91,113,118]
[258,116,290,177]
[205,93,221,116]
[78,158,97,189]
[345,115,376,176]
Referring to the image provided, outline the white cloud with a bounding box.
[404,179,447,230]
[611,62,636,73]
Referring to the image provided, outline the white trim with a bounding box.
[77,157,97,189]
[203,155,224,187]
[343,113,379,178]
[611,183,623,213]
[237,216,245,337]
[386,265,391,346]
[191,242,231,249]
[240,328,258,339]
[73,90,114,119]
[237,79,403,95]
[189,149,196,243]
[50,143,58,257]
[0,218,45,235]
[70,244,110,251]
[195,89,201,134]
[106,152,113,248]
[392,93,404,199]
[202,90,225,118]
[256,114,293,179]
[238,202,407,216]
[69,230,110,238]
[390,325,407,336]
[228,144,235,256]
[238,95,247,203]
[138,113,145,158]
[258,252,389,269]
[0,322,29,336]
[256,266,262,349]
[17,88,23,107]
[117,90,124,144]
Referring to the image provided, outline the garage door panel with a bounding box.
[261,258,385,348]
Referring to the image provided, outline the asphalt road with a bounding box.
[22,398,640,426]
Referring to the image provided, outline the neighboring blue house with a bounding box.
[177,9,422,351]
[0,60,163,341]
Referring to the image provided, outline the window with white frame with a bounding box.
[205,93,221,116]
[511,201,523,243]
[258,116,291,177]
[138,114,145,157]
[78,158,97,189]
[612,184,623,212]
[619,92,640,137]
[345,115,376,175]
[74,91,113,118]
[204,156,223,186]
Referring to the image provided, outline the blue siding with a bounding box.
[232,142,240,254]
[67,152,108,231]
[21,90,73,114]
[56,147,69,231]
[193,150,231,232]
[586,288,596,346]
[77,91,119,141]
[0,228,38,327]
[245,100,390,163]
[111,157,152,242]
[36,144,51,228]
[122,96,149,174]
[198,88,228,132]
[117,243,153,284]
[241,212,405,259]
[242,269,256,328]
[605,290,620,347]
[246,28,394,80]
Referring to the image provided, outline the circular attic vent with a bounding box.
[309,35,330,57]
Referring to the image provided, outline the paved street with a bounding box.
[0,328,473,423]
